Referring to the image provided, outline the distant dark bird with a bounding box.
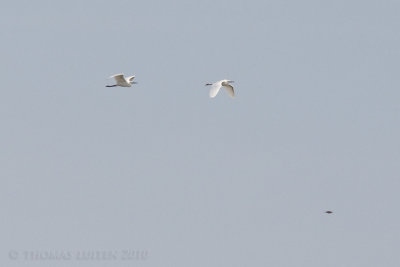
[325,211,333,214]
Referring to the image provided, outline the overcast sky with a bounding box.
[1,0,400,266]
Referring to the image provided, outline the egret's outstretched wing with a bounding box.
[127,76,135,83]
[223,84,235,97]
[209,81,222,98]
[110,74,126,83]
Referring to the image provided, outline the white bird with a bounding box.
[205,80,235,98]
[106,73,137,87]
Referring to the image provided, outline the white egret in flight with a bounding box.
[106,74,137,87]
[205,80,235,98]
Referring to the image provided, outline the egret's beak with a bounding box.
[229,80,234,83]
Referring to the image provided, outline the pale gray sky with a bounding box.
[2,0,400,266]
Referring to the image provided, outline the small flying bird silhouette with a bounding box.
[205,80,235,98]
[106,73,137,87]
[325,211,333,214]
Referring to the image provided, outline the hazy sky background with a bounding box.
[1,0,400,266]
